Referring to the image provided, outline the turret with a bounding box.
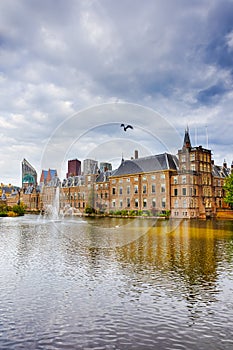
[183,127,191,149]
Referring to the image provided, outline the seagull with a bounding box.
[121,123,133,132]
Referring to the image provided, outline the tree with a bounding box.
[223,173,233,208]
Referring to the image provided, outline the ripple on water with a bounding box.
[1,218,233,349]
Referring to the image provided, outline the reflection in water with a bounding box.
[0,216,233,349]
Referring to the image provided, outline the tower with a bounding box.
[66,159,81,178]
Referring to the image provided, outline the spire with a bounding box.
[183,127,191,149]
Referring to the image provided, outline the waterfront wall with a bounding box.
[216,209,233,219]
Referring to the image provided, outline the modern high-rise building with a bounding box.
[83,159,98,175]
[66,159,81,178]
[99,162,112,172]
[22,158,37,188]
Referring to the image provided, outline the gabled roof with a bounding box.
[112,153,178,177]
[40,169,57,183]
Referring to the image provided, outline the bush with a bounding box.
[121,209,128,216]
[85,206,96,214]
[12,204,26,216]
[114,210,122,216]
[7,211,18,217]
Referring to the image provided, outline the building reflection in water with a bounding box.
[115,219,233,322]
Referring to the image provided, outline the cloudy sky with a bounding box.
[1,0,233,185]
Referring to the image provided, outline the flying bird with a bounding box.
[121,123,133,132]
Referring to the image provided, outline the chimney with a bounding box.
[134,150,138,159]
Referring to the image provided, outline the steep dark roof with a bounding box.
[183,128,191,148]
[112,153,178,177]
[96,171,112,183]
[212,164,230,178]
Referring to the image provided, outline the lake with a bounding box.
[0,215,233,349]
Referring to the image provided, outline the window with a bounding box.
[126,178,130,182]
[95,184,98,190]
[152,198,156,208]
[143,176,147,181]
[134,177,138,182]
[143,199,147,208]
[162,198,166,208]
[190,153,195,161]
[182,155,186,162]
[152,184,156,193]
[120,200,123,208]
[143,185,147,194]
[191,164,195,171]
[135,198,139,208]
[112,188,116,195]
[182,176,186,184]
[183,199,187,208]
[151,175,156,180]
[174,199,178,208]
[160,173,165,179]
[112,200,116,207]
[182,188,186,196]
[134,185,138,194]
[119,179,123,183]
[119,187,123,195]
[127,186,130,194]
[127,198,130,207]
[161,184,165,193]
[174,188,178,196]
[174,176,178,184]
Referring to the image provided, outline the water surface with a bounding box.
[0,216,233,349]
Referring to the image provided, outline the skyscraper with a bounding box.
[66,159,81,178]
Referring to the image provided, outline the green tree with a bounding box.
[224,173,233,208]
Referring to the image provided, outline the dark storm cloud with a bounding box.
[0,0,232,183]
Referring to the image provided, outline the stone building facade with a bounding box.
[58,129,231,219]
[6,130,232,219]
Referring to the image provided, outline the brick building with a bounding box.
[7,130,231,218]
[58,129,232,219]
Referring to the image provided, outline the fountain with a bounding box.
[44,186,61,221]
[62,204,82,217]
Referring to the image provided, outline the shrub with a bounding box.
[12,204,26,216]
[7,211,18,217]
[121,209,128,216]
[85,206,96,214]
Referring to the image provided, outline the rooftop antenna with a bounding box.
[205,125,209,149]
